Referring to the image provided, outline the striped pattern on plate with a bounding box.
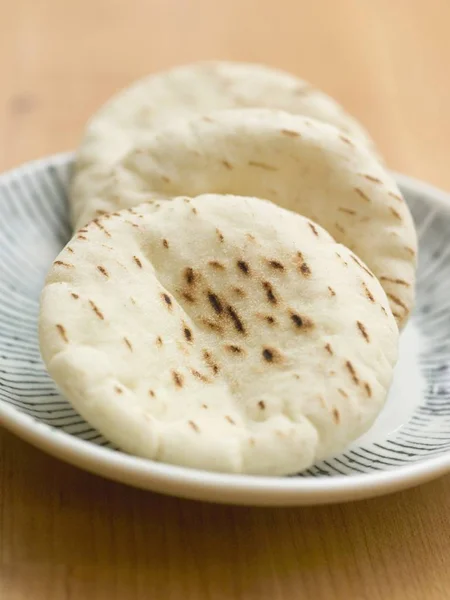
[0,155,449,477]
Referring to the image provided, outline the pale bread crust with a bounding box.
[40,195,398,475]
[74,109,416,327]
[71,61,377,225]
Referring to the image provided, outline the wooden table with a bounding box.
[1,1,450,598]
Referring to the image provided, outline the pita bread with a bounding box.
[75,109,416,327]
[71,61,377,226]
[40,195,398,475]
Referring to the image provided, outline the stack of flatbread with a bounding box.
[39,62,417,475]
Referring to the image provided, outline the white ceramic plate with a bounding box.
[0,153,449,505]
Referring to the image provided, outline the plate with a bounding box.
[0,153,449,506]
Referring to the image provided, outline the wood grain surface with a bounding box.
[1,1,450,598]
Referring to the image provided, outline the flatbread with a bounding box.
[75,109,416,327]
[40,195,398,475]
[71,60,377,226]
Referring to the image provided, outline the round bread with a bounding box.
[71,61,377,225]
[75,109,417,328]
[40,195,398,475]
